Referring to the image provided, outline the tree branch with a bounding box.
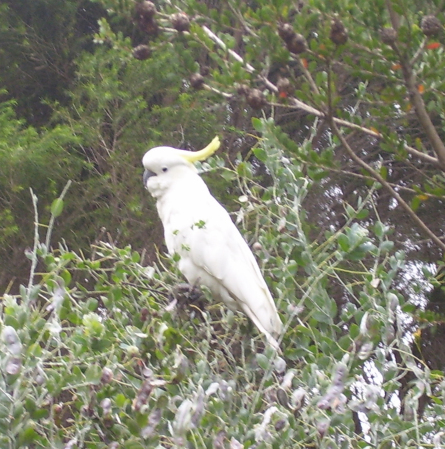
[330,124,445,252]
[397,48,445,169]
[202,23,442,169]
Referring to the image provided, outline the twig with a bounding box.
[203,83,233,98]
[202,25,255,73]
[385,0,400,30]
[410,38,427,66]
[296,55,321,95]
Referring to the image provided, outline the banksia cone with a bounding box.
[171,12,190,32]
[246,88,266,109]
[236,84,250,96]
[135,1,159,35]
[135,1,156,20]
[190,73,205,89]
[330,18,348,45]
[278,23,307,54]
[278,23,296,42]
[380,27,397,45]
[132,44,152,60]
[420,15,442,37]
[286,33,307,54]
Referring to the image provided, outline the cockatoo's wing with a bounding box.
[165,194,282,345]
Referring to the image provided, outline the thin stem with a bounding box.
[28,189,40,295]
[45,180,72,249]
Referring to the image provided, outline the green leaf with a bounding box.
[253,147,267,162]
[256,353,271,370]
[252,117,263,132]
[115,393,127,408]
[379,241,394,253]
[85,364,102,385]
[410,195,421,211]
[356,209,369,219]
[50,198,64,218]
[337,233,350,251]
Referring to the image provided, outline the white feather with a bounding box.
[142,146,282,348]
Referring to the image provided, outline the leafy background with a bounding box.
[1,0,445,447]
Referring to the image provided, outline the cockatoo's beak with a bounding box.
[178,136,221,162]
[143,169,156,187]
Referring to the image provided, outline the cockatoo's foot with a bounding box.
[169,282,206,313]
[173,282,203,303]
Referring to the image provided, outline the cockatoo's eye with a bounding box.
[162,167,168,173]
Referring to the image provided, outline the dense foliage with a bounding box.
[1,0,445,447]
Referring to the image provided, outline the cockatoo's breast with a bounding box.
[154,171,216,254]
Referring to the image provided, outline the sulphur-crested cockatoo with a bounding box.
[142,137,282,349]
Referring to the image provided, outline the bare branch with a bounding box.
[385,0,401,30]
[397,50,445,169]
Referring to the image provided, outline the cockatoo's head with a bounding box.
[142,136,220,197]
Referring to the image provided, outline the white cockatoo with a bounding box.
[142,136,282,349]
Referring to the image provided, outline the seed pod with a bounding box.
[316,419,330,438]
[212,430,226,449]
[276,388,289,407]
[332,362,348,387]
[380,27,397,45]
[286,34,307,54]
[100,398,112,416]
[171,13,191,32]
[190,73,205,89]
[101,367,113,384]
[275,419,287,431]
[2,326,22,355]
[278,23,296,43]
[387,292,399,311]
[140,306,149,321]
[273,356,286,373]
[330,18,348,45]
[246,88,267,109]
[132,45,152,60]
[252,242,263,252]
[421,15,442,37]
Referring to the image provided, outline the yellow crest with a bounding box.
[178,136,220,162]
